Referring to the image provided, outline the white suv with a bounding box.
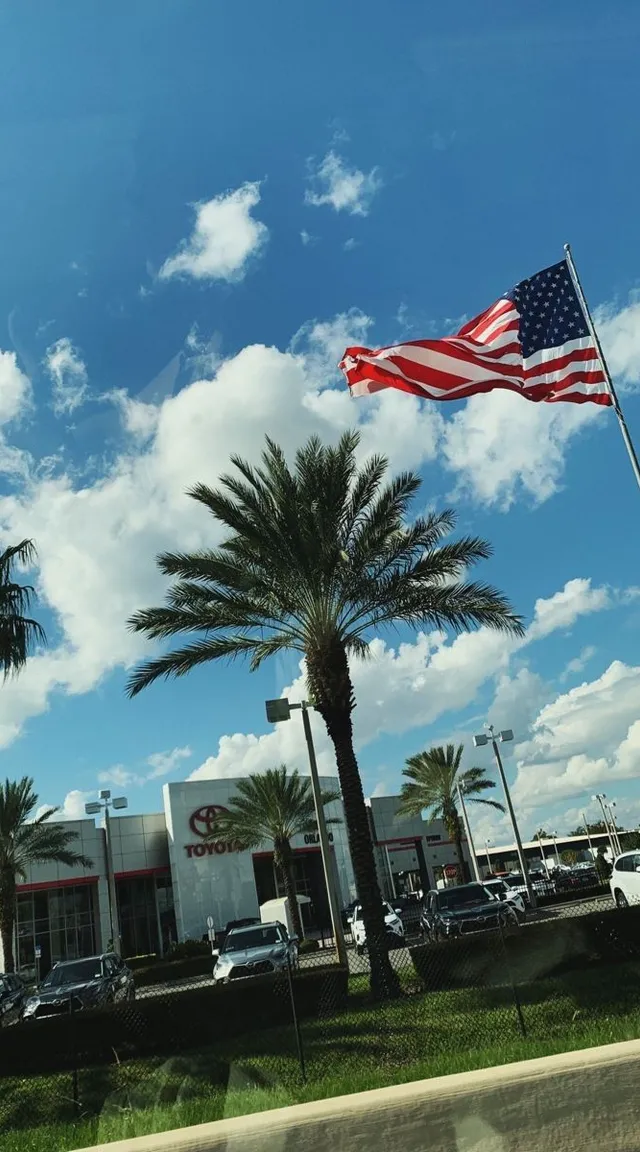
[610,851,640,908]
[351,901,405,954]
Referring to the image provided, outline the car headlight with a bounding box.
[23,998,39,1016]
[214,957,231,974]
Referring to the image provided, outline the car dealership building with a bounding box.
[2,778,471,975]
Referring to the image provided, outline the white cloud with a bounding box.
[45,338,88,416]
[560,645,596,682]
[510,660,640,809]
[158,182,268,283]
[0,350,31,424]
[300,230,316,246]
[36,789,93,822]
[528,578,611,640]
[595,295,640,390]
[343,237,358,251]
[305,151,382,216]
[441,390,598,508]
[99,745,193,788]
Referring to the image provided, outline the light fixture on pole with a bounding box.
[85,790,128,956]
[456,782,480,882]
[484,839,492,875]
[551,831,561,870]
[536,832,549,877]
[473,725,536,908]
[592,793,617,859]
[605,800,623,855]
[265,698,348,967]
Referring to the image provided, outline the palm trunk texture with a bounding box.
[0,875,15,972]
[275,841,304,940]
[308,640,401,1000]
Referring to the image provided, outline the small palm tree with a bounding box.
[213,766,339,941]
[0,540,46,677]
[126,432,523,999]
[397,744,505,881]
[0,779,93,972]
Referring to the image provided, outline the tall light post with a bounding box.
[551,830,561,870]
[473,725,536,908]
[85,790,128,956]
[265,698,348,967]
[605,800,623,856]
[484,839,492,875]
[536,832,549,877]
[592,793,618,859]
[456,782,480,882]
[581,812,594,860]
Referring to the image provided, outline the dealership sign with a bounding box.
[184,805,243,858]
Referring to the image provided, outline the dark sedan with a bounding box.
[21,953,134,1021]
[420,883,518,941]
[0,973,25,1026]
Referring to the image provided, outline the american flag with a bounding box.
[340,260,611,407]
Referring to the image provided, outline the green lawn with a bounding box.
[4,961,640,1151]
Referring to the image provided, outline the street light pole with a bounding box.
[605,801,623,856]
[473,726,536,909]
[266,698,348,968]
[593,793,617,859]
[581,812,594,859]
[552,831,561,870]
[485,839,492,875]
[85,790,128,957]
[536,833,549,877]
[457,783,480,882]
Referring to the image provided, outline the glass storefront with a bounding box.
[17,882,97,979]
[116,873,177,959]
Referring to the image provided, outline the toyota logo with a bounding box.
[188,805,230,838]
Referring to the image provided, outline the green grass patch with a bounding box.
[3,960,640,1151]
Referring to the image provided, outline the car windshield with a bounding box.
[42,959,103,987]
[437,885,488,910]
[484,881,506,895]
[505,875,524,887]
[224,926,282,951]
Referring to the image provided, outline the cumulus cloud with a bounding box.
[440,390,598,508]
[99,745,192,789]
[595,295,640,390]
[528,579,611,640]
[45,338,88,416]
[0,350,31,424]
[560,645,597,682]
[305,151,382,216]
[36,789,93,822]
[158,183,268,282]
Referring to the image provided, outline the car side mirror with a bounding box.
[211,949,219,961]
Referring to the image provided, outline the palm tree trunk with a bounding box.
[275,840,304,941]
[308,641,401,1001]
[454,832,468,883]
[0,875,15,973]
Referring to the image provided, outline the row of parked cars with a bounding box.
[0,953,135,1025]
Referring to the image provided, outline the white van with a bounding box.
[610,851,640,907]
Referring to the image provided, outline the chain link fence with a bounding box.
[3,885,640,1148]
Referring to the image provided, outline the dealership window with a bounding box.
[116,873,177,959]
[16,883,97,978]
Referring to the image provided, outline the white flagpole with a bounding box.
[564,243,640,493]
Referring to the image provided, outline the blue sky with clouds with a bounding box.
[1,1,640,850]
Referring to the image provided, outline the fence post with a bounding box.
[69,995,80,1116]
[498,918,526,1038]
[286,954,306,1082]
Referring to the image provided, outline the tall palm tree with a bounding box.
[0,540,46,677]
[125,431,523,999]
[397,744,505,881]
[0,778,93,972]
[212,766,340,941]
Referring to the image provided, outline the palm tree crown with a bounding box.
[397,743,505,880]
[126,431,523,998]
[0,778,93,971]
[213,766,339,940]
[0,540,46,678]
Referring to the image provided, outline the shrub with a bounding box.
[124,953,159,971]
[134,954,212,987]
[409,905,640,992]
[0,965,349,1076]
[166,939,212,959]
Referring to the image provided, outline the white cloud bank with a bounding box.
[305,151,381,216]
[159,182,268,282]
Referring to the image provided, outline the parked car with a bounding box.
[350,902,405,954]
[0,973,25,1026]
[212,921,299,983]
[482,879,526,922]
[503,872,552,905]
[390,892,422,933]
[420,883,518,941]
[610,851,640,908]
[22,953,134,1021]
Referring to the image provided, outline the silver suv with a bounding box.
[212,921,299,984]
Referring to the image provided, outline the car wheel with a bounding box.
[615,889,629,908]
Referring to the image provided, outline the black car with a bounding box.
[420,883,518,941]
[21,953,135,1021]
[391,892,423,932]
[0,973,25,1026]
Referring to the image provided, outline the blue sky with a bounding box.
[1,1,640,850]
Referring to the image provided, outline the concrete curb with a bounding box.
[75,1037,640,1152]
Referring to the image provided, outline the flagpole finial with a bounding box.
[563,242,571,256]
